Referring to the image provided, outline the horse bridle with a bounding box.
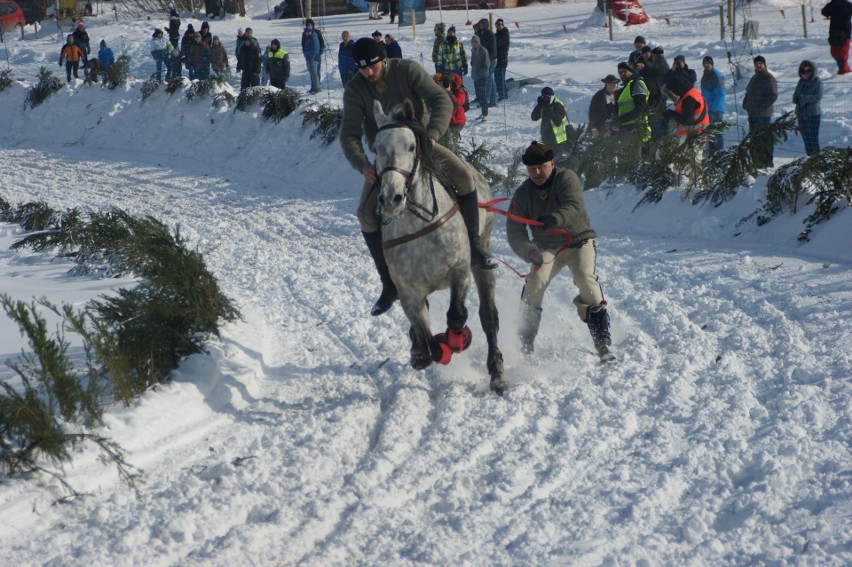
[375,123,439,223]
[374,122,461,250]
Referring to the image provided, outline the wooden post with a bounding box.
[720,5,724,40]
[411,11,416,39]
[727,0,734,26]
[607,9,613,41]
[801,4,807,38]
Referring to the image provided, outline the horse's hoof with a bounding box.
[410,354,432,370]
[490,375,509,396]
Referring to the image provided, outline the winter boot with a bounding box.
[362,231,398,316]
[458,191,498,270]
[587,305,613,358]
[518,302,543,355]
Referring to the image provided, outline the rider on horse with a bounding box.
[340,37,498,317]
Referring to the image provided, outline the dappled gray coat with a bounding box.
[506,168,596,262]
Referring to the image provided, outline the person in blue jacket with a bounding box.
[700,56,726,154]
[302,25,321,93]
[98,39,115,72]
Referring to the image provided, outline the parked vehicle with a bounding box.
[14,0,46,25]
[0,0,25,33]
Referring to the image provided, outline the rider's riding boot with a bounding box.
[518,302,543,355]
[586,304,612,355]
[362,231,398,316]
[458,191,498,270]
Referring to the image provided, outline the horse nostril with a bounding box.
[392,194,403,205]
[378,195,385,206]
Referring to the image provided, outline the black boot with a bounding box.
[362,231,398,316]
[587,305,613,358]
[458,191,498,270]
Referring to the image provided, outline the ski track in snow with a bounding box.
[1,0,852,563]
[1,144,850,565]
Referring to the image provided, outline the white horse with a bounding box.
[372,100,506,394]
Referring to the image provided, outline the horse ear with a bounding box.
[373,100,386,119]
[402,99,416,121]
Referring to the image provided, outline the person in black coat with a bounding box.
[475,18,498,106]
[264,39,291,88]
[495,18,510,100]
[167,9,181,49]
[73,22,91,55]
[236,34,262,89]
[822,0,852,74]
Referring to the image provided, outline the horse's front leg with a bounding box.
[473,265,507,394]
[400,295,435,370]
[446,269,471,333]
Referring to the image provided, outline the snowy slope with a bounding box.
[1,1,851,565]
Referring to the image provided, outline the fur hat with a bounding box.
[703,56,714,65]
[617,61,633,72]
[434,22,445,33]
[601,74,619,84]
[353,37,386,68]
[754,55,766,65]
[522,141,555,166]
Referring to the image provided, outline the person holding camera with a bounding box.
[506,141,614,361]
[531,87,568,157]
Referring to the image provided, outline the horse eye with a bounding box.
[409,144,416,152]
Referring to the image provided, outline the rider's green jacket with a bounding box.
[506,168,597,262]
[340,58,452,173]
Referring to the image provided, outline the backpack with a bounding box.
[316,29,325,51]
[459,84,471,113]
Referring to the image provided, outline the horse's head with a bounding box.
[373,99,421,219]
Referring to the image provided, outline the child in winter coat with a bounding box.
[98,39,115,72]
[59,35,87,82]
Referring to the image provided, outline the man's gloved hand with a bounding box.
[537,215,557,230]
[528,250,543,267]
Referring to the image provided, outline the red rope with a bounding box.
[479,198,574,278]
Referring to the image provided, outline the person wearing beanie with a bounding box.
[506,141,614,361]
[793,60,823,155]
[495,18,510,100]
[628,35,646,70]
[181,24,196,55]
[72,20,91,55]
[234,28,244,59]
[98,38,115,76]
[438,25,467,77]
[264,38,290,88]
[662,55,697,102]
[664,73,709,140]
[475,18,498,107]
[700,55,726,153]
[588,75,620,137]
[209,35,229,75]
[432,22,447,74]
[167,8,181,49]
[340,36,498,316]
[236,33,261,89]
[743,55,778,167]
[199,21,212,47]
[612,61,651,153]
[821,0,852,75]
[531,86,569,156]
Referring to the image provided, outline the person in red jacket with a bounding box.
[665,74,709,138]
[59,35,87,83]
[435,72,466,142]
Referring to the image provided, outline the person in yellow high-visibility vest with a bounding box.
[610,62,651,159]
[531,87,569,157]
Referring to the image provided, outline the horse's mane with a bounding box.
[396,118,440,179]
